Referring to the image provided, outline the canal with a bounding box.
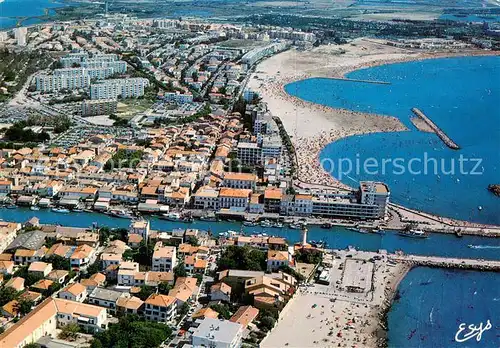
[1,208,499,261]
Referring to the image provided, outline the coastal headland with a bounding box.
[247,38,500,233]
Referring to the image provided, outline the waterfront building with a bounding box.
[241,42,288,66]
[218,188,252,210]
[359,181,390,218]
[129,220,150,240]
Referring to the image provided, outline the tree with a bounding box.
[174,263,187,279]
[217,246,267,272]
[209,303,232,320]
[45,255,71,270]
[186,236,199,247]
[137,286,155,301]
[91,315,172,348]
[178,302,189,317]
[259,316,276,332]
[16,298,34,315]
[58,323,81,341]
[158,282,172,295]
[23,344,38,348]
[0,287,17,306]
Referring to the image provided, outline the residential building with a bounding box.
[191,317,243,348]
[129,220,150,240]
[90,78,150,100]
[144,294,177,323]
[59,283,87,302]
[0,298,107,347]
[210,282,231,302]
[28,261,53,277]
[81,99,118,116]
[152,242,177,272]
[221,172,257,189]
[229,305,259,328]
[88,287,129,315]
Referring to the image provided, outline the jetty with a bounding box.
[329,77,391,85]
[390,254,500,271]
[411,107,460,149]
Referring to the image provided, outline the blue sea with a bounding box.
[285,56,500,225]
[388,267,500,348]
[0,0,68,29]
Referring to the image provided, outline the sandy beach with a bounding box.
[261,249,411,348]
[247,38,498,191]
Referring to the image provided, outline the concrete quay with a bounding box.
[411,107,460,149]
[389,254,500,271]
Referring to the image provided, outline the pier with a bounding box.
[411,107,460,150]
[390,254,500,271]
[329,77,391,85]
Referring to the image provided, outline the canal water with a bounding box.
[1,208,499,261]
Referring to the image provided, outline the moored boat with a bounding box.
[321,222,332,229]
[30,206,40,211]
[398,229,428,239]
[161,212,182,221]
[52,207,70,213]
[110,209,134,219]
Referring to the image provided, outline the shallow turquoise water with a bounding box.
[0,0,68,29]
[285,56,500,225]
[388,267,500,347]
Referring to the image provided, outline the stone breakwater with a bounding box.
[411,107,460,149]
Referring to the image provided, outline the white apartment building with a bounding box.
[129,219,150,240]
[36,74,91,92]
[152,242,177,272]
[90,78,150,100]
[193,186,219,210]
[191,318,243,348]
[359,181,390,218]
[163,92,194,104]
[218,188,252,210]
[237,142,262,165]
[81,99,117,116]
[144,294,177,323]
[221,172,257,189]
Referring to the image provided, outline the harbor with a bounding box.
[1,207,500,261]
[411,107,460,149]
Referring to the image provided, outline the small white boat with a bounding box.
[289,223,301,229]
[398,229,428,239]
[260,220,271,228]
[30,206,40,211]
[162,212,182,221]
[110,209,134,219]
[52,207,70,213]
